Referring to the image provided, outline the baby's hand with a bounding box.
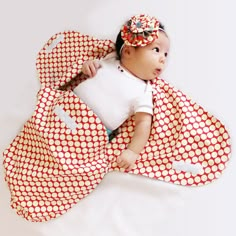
[117,149,139,171]
[82,60,101,77]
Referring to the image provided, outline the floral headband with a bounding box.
[120,14,161,48]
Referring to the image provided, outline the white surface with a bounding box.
[0,0,235,235]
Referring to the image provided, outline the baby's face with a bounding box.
[130,32,170,80]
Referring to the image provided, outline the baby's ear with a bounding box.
[122,45,135,58]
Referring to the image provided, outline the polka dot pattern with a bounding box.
[3,31,231,222]
[36,31,115,90]
[3,87,108,222]
[108,79,231,186]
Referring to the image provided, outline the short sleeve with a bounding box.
[134,82,153,115]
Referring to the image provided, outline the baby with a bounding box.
[74,14,170,171]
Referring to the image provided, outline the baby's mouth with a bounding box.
[155,68,162,75]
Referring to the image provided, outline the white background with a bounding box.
[0,0,235,235]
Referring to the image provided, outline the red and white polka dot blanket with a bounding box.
[3,31,231,222]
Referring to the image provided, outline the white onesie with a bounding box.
[74,54,153,130]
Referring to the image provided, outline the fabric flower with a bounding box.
[121,14,160,47]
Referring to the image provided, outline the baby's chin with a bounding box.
[146,75,161,81]
[138,71,162,81]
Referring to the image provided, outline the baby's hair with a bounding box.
[115,22,166,60]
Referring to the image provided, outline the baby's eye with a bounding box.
[153,47,160,53]
[164,52,168,57]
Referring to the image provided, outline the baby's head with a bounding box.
[115,14,170,80]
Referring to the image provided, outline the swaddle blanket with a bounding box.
[3,31,231,222]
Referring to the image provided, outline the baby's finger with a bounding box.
[83,64,92,77]
[117,159,124,166]
[119,161,129,169]
[94,60,101,69]
[126,164,134,172]
[117,160,124,167]
[89,64,97,77]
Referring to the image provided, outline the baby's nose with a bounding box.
[159,55,166,64]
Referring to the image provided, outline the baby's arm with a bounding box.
[82,60,101,77]
[117,112,152,171]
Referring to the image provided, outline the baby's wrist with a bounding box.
[127,148,139,156]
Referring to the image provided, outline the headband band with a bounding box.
[119,28,165,56]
